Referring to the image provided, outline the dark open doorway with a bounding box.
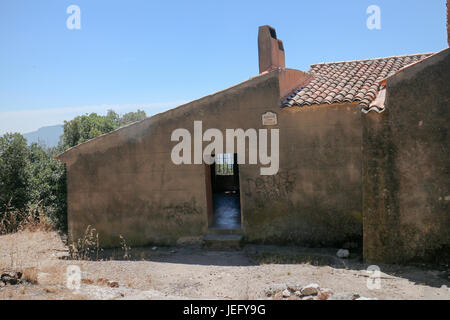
[206,153,241,230]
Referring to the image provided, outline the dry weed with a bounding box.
[119,235,131,259]
[81,278,94,285]
[68,225,100,260]
[22,267,38,284]
[0,202,54,235]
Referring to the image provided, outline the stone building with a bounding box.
[57,22,449,264]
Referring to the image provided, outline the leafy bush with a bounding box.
[0,133,67,233]
[0,109,145,234]
[0,133,31,211]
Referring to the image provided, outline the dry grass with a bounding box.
[68,225,100,261]
[81,278,94,285]
[22,267,39,284]
[119,235,131,259]
[0,229,86,300]
[0,230,67,278]
[67,226,132,261]
[0,204,54,236]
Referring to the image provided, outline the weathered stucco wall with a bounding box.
[243,103,363,246]
[59,70,363,248]
[60,72,281,246]
[363,48,450,264]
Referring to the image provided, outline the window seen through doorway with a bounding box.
[215,153,234,175]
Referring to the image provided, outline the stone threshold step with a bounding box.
[207,228,243,235]
[203,234,243,250]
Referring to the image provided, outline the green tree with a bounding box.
[0,108,148,233]
[0,134,67,231]
[60,109,147,149]
[61,112,118,149]
[118,109,147,127]
[62,115,81,149]
[0,133,31,210]
[28,143,67,230]
[106,109,120,125]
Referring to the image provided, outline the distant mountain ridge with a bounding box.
[23,124,63,148]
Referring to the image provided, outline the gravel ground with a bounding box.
[1,230,449,300]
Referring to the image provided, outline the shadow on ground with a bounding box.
[60,243,450,289]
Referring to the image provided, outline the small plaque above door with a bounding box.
[262,111,277,126]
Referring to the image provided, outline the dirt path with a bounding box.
[1,230,449,300]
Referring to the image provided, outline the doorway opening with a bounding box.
[206,153,241,230]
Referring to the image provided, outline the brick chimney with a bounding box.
[258,25,286,73]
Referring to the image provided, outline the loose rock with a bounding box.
[287,283,303,292]
[273,291,284,300]
[264,283,287,297]
[336,249,350,258]
[300,283,320,296]
[1,272,22,285]
[317,288,333,300]
[282,289,291,298]
[329,292,360,300]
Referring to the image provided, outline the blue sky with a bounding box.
[0,0,447,134]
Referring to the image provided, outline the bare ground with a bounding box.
[0,230,449,300]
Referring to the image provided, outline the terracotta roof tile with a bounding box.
[282,53,433,111]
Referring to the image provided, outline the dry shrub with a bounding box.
[69,227,133,261]
[22,267,39,284]
[0,209,23,234]
[19,208,54,233]
[119,235,131,259]
[96,278,109,286]
[0,203,54,235]
[93,278,119,288]
[81,278,94,285]
[68,225,100,261]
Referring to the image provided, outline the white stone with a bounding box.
[282,289,291,298]
[336,249,350,258]
[300,283,320,296]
